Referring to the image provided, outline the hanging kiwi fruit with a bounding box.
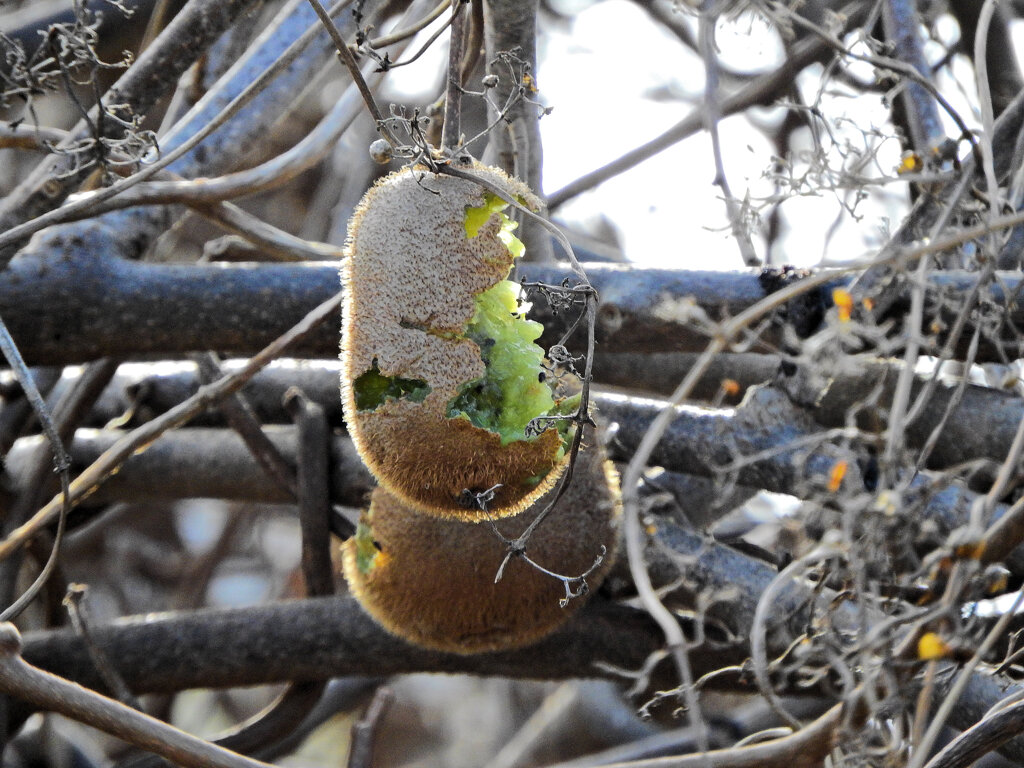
[339,158,609,652]
[341,434,621,654]
[341,161,574,520]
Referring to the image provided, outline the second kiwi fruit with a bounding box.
[341,431,621,654]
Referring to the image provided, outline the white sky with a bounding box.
[539,1,775,270]
[387,0,993,270]
[536,1,987,269]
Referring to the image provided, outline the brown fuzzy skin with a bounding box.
[341,437,621,654]
[340,163,566,520]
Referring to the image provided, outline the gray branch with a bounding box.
[9,380,1020,571]
[8,523,824,721]
[14,523,1024,763]
[4,255,1024,364]
[6,426,373,508]
[882,0,945,152]
[9,598,670,726]
[948,0,1024,119]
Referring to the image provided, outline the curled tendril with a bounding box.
[458,483,504,511]
[522,545,606,608]
[524,412,579,437]
[520,279,594,317]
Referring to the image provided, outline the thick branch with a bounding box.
[882,0,944,152]
[91,355,1024,478]
[14,526,1024,764]
[45,359,1024,507]
[11,384,1018,573]
[592,351,1024,475]
[4,257,1024,365]
[6,427,371,508]
[17,597,663,699]
[1,253,341,365]
[9,522,822,722]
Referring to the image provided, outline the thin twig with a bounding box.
[0,367,62,455]
[0,124,71,151]
[484,683,577,768]
[347,686,393,768]
[213,683,325,761]
[543,699,851,768]
[367,0,450,48]
[440,0,468,153]
[0,0,263,249]
[924,697,1024,768]
[371,10,462,72]
[4,359,118,529]
[750,542,845,730]
[699,0,758,267]
[907,588,1024,768]
[547,2,867,210]
[880,252,930,483]
[63,51,382,225]
[0,623,275,768]
[195,353,297,496]
[192,201,344,260]
[785,6,973,158]
[306,0,402,148]
[0,317,72,621]
[63,584,140,709]
[614,266,868,750]
[0,0,352,256]
[975,0,1002,242]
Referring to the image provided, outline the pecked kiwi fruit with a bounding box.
[341,162,571,520]
[340,432,621,654]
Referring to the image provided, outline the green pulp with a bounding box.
[449,194,556,445]
[464,192,526,260]
[353,362,430,411]
[447,279,554,445]
[354,520,379,574]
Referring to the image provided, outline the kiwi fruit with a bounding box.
[340,162,571,520]
[341,434,621,654]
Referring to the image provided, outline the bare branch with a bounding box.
[0,0,264,253]
[9,258,1024,365]
[16,598,667,698]
[0,0,364,264]
[0,290,343,561]
[925,698,1024,768]
[0,623,275,768]
[440,1,468,154]
[882,0,945,153]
